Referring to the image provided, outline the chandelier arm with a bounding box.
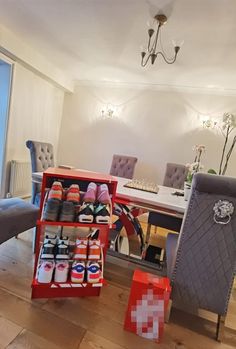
[153,24,161,53]
[156,51,177,64]
[141,53,152,67]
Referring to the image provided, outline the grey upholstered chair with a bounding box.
[166,173,236,341]
[110,154,137,179]
[146,163,188,243]
[163,163,188,189]
[0,198,39,245]
[26,140,54,206]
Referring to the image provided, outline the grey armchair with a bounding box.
[146,163,188,243]
[0,198,39,245]
[26,140,54,206]
[166,173,236,341]
[110,154,137,179]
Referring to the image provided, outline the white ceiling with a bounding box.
[0,0,236,91]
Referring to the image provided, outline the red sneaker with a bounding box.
[73,238,88,260]
[88,239,101,260]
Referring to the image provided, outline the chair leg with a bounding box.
[146,223,152,244]
[165,299,172,323]
[216,315,225,342]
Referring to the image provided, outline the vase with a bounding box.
[184,181,191,201]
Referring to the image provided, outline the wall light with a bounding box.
[101,104,117,119]
[202,118,218,129]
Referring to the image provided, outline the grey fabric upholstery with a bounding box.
[110,154,137,179]
[147,163,187,231]
[0,198,39,244]
[26,140,54,206]
[167,173,236,317]
[163,163,188,189]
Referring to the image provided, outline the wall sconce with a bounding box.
[101,104,117,119]
[202,118,218,129]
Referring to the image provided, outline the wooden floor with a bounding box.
[0,230,235,349]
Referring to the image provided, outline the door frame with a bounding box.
[0,52,14,198]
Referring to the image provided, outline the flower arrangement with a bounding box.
[218,112,236,175]
[186,144,205,183]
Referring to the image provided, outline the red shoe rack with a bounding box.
[31,167,117,299]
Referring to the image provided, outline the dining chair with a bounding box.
[146,163,188,244]
[109,154,138,179]
[26,140,54,206]
[166,173,236,341]
[0,197,39,245]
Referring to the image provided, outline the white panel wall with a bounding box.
[58,85,236,183]
[3,62,64,195]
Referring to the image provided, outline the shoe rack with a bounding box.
[31,167,117,299]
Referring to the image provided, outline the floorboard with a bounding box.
[0,230,235,349]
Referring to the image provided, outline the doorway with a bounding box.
[0,58,12,198]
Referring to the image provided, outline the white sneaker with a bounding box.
[54,261,69,283]
[71,261,85,283]
[37,260,55,283]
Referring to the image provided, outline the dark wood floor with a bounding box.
[0,229,235,349]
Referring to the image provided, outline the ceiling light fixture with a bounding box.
[141,14,181,67]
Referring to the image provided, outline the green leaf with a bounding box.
[207,168,217,174]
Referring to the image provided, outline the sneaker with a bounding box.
[59,201,75,222]
[78,202,94,223]
[55,237,70,259]
[37,260,55,283]
[41,235,57,259]
[66,184,80,203]
[87,261,101,283]
[97,184,111,205]
[71,261,85,283]
[43,199,60,221]
[54,260,69,283]
[94,203,111,224]
[89,228,100,240]
[83,182,97,203]
[47,181,63,201]
[88,239,101,260]
[73,238,88,260]
[95,184,111,224]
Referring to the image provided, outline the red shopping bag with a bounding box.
[124,270,171,342]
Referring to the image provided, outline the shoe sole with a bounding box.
[96,216,110,224]
[79,214,94,223]
[73,253,87,259]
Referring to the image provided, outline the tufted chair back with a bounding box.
[26,140,54,205]
[163,163,188,189]
[166,173,236,340]
[109,154,138,179]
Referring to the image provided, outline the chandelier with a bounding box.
[141,14,181,67]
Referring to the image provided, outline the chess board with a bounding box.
[124,181,159,194]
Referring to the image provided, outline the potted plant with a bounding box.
[185,145,205,200]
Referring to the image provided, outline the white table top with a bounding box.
[32,171,187,216]
[115,177,186,215]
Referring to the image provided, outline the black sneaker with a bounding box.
[94,203,110,224]
[78,202,94,223]
[43,199,60,221]
[59,201,75,222]
[55,238,70,259]
[41,240,55,259]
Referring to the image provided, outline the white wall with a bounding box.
[58,84,236,183]
[3,62,64,196]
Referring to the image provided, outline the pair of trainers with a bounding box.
[37,260,69,283]
[71,261,101,283]
[74,237,101,260]
[41,234,70,260]
[79,182,111,224]
[43,182,80,222]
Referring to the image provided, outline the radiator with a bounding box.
[8,160,31,198]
